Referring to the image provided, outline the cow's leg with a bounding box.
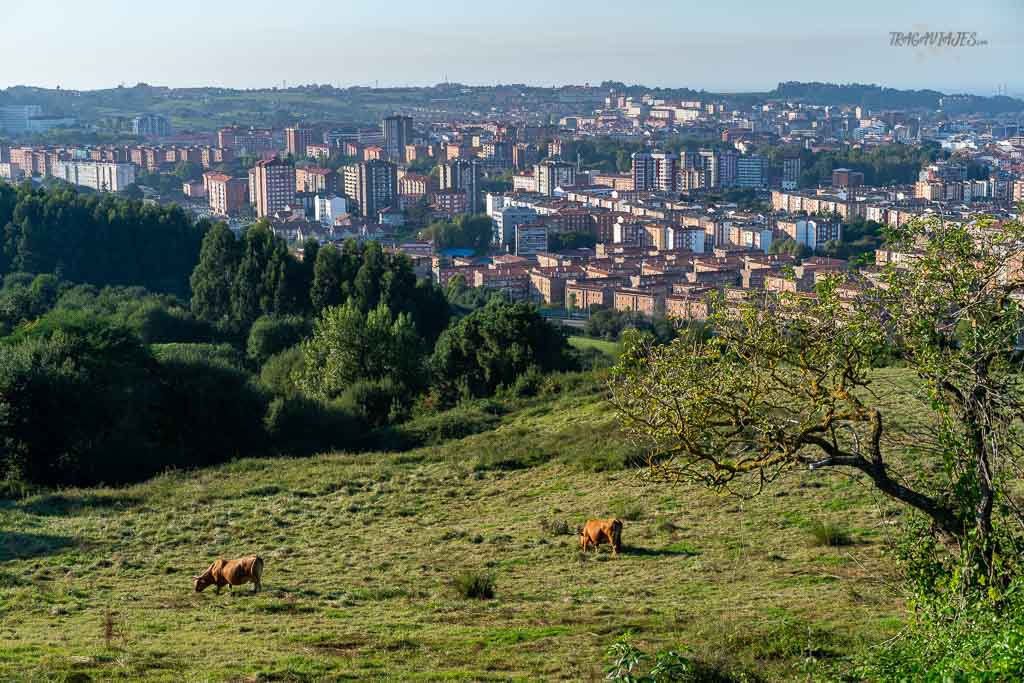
[215,585,221,595]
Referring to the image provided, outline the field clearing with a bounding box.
[0,380,911,681]
[568,335,622,361]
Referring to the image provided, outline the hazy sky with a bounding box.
[1,0,1021,95]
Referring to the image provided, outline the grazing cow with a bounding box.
[193,556,264,594]
[579,518,623,554]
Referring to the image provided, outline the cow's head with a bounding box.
[192,573,215,592]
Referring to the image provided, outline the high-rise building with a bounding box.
[440,159,481,214]
[250,157,296,218]
[132,114,172,138]
[631,151,678,193]
[535,159,576,196]
[493,205,538,247]
[719,150,739,188]
[782,157,802,190]
[736,155,767,188]
[285,127,314,158]
[343,160,397,217]
[205,173,249,216]
[698,149,720,189]
[382,115,414,163]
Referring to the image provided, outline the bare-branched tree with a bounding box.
[610,215,1024,594]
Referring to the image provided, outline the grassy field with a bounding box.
[568,335,622,362]
[0,374,911,681]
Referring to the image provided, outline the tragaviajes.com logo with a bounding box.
[889,32,987,47]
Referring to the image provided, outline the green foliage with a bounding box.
[808,521,853,547]
[308,241,449,343]
[857,587,1024,681]
[247,315,310,365]
[299,300,425,400]
[190,222,241,323]
[422,214,493,252]
[605,633,693,683]
[263,394,362,456]
[819,219,883,265]
[150,342,245,369]
[450,570,495,600]
[788,141,944,187]
[768,236,811,259]
[2,185,206,296]
[430,300,577,402]
[259,346,304,398]
[547,231,596,252]
[584,308,679,344]
[333,376,410,428]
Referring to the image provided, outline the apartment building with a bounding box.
[251,157,296,218]
[53,160,135,192]
[205,173,249,216]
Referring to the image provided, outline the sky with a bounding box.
[1,0,1021,95]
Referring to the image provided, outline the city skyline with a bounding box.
[1,0,1020,96]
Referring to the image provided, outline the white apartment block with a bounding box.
[54,160,135,193]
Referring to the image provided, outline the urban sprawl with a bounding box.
[1,85,1022,323]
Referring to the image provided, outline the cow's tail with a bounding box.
[252,556,264,582]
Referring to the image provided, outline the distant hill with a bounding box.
[768,81,1024,113]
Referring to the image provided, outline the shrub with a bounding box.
[450,570,495,600]
[150,342,246,370]
[264,395,362,456]
[259,346,304,398]
[334,377,409,428]
[539,517,573,536]
[808,521,853,547]
[247,315,310,366]
[124,302,213,344]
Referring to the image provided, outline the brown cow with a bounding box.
[579,518,623,554]
[193,556,264,594]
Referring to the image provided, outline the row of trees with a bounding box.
[189,222,450,341]
[0,183,208,297]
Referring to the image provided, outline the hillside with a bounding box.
[0,375,908,681]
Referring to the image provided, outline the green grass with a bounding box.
[0,376,908,681]
[569,335,622,361]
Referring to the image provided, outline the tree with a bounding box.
[298,300,424,400]
[610,215,1024,601]
[430,300,576,400]
[190,222,240,323]
[230,221,296,327]
[309,245,344,314]
[246,315,310,365]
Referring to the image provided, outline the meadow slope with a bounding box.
[0,378,909,681]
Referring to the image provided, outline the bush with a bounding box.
[450,570,495,600]
[370,403,503,451]
[264,395,361,456]
[151,342,246,369]
[857,596,1024,681]
[124,302,213,344]
[334,377,409,428]
[247,315,310,365]
[259,346,304,398]
[808,521,853,547]
[539,517,573,536]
